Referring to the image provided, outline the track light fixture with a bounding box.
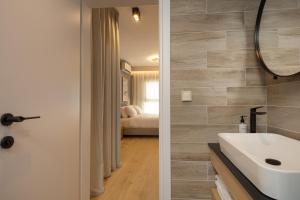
[132,7,141,22]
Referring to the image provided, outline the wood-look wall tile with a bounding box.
[226,31,255,50]
[279,28,300,48]
[171,32,226,51]
[268,81,300,107]
[257,125,268,133]
[227,30,278,50]
[171,12,244,33]
[227,87,267,105]
[171,0,206,16]
[265,0,298,10]
[268,126,300,141]
[207,50,258,68]
[268,106,300,132]
[171,68,246,88]
[169,0,300,197]
[244,11,257,30]
[208,106,267,125]
[207,0,297,13]
[246,68,266,86]
[171,161,208,180]
[265,69,300,79]
[171,180,215,199]
[207,0,260,13]
[171,125,238,143]
[171,87,227,106]
[207,162,217,180]
[245,9,300,30]
[171,106,207,125]
[171,143,210,161]
[261,48,300,67]
[265,73,300,85]
[171,31,226,69]
[171,50,207,70]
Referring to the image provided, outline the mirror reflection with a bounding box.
[257,0,300,76]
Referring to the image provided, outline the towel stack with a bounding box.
[215,175,233,200]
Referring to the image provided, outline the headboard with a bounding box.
[121,101,129,107]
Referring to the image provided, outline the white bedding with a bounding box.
[121,114,159,129]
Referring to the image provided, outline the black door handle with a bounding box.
[1,136,14,149]
[1,113,40,126]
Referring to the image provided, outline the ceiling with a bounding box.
[117,5,159,67]
[87,0,158,8]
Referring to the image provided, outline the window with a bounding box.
[144,81,159,115]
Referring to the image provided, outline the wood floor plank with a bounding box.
[91,137,159,200]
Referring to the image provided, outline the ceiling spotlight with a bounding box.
[132,7,141,22]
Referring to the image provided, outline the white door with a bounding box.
[0,1,81,200]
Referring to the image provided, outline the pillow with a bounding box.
[120,107,128,118]
[125,106,138,118]
[134,106,143,115]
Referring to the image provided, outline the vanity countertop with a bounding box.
[208,143,275,200]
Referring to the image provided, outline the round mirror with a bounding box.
[255,0,300,77]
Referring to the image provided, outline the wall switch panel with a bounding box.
[181,90,192,102]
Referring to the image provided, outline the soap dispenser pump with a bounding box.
[239,116,248,133]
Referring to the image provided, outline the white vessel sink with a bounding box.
[219,133,300,200]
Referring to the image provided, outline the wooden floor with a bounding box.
[91,137,159,200]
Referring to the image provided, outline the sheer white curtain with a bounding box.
[90,8,121,197]
[132,71,159,115]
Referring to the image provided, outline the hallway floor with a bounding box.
[91,137,159,200]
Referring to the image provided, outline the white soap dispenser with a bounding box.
[239,116,248,133]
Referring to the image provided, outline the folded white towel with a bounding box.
[215,175,233,200]
[215,180,225,200]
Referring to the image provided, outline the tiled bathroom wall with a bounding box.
[256,1,300,140]
[267,76,300,140]
[170,0,299,199]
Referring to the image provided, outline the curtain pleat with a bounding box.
[132,71,159,109]
[90,8,121,197]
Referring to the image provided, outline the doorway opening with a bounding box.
[89,3,160,200]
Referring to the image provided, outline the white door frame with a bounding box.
[80,1,92,200]
[80,0,171,199]
[158,0,171,199]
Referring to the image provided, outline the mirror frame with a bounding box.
[255,0,300,78]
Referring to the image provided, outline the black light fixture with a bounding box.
[132,7,141,22]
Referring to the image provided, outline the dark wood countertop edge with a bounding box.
[208,143,275,200]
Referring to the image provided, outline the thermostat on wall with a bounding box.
[181,90,192,102]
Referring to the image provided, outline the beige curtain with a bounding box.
[90,8,121,197]
[132,71,159,110]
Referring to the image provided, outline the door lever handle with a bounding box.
[1,113,40,126]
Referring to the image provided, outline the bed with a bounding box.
[121,106,159,136]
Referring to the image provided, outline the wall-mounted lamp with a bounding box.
[132,7,141,22]
[148,54,159,62]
